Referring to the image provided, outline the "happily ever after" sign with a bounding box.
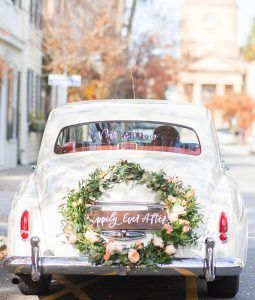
[89,210,168,230]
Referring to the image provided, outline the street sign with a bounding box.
[48,74,81,87]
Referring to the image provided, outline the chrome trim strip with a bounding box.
[3,256,243,277]
[92,202,164,209]
[102,230,146,241]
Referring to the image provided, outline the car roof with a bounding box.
[52,99,210,121]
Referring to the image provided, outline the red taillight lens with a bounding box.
[20,210,30,241]
[219,212,228,243]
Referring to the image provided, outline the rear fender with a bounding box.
[7,174,46,256]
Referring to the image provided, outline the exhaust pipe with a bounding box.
[12,277,19,284]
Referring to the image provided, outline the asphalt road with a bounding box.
[0,147,254,300]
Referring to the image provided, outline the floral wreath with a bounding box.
[60,160,203,267]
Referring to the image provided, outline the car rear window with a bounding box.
[54,121,201,156]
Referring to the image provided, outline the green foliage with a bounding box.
[60,160,203,267]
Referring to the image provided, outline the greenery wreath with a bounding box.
[60,160,203,267]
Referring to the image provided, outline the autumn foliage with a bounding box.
[206,93,255,136]
[42,0,181,101]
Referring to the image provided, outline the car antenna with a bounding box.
[130,69,136,100]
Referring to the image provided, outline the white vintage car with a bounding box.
[4,100,247,297]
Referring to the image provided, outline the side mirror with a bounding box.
[30,164,37,171]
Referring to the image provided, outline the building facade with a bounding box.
[0,0,42,170]
[179,0,247,104]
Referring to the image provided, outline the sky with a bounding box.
[238,0,255,45]
[134,0,255,46]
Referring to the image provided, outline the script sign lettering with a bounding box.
[89,210,168,230]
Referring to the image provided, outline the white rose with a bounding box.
[172,205,186,216]
[152,236,164,248]
[167,212,179,222]
[106,242,122,254]
[165,244,177,256]
[84,231,101,243]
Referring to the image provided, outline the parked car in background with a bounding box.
[216,128,237,145]
[248,135,255,154]
[4,100,247,298]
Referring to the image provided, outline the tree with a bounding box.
[242,18,255,61]
[206,93,255,139]
[42,0,183,101]
[43,0,128,100]
[110,34,180,99]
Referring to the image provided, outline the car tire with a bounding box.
[207,275,239,298]
[18,274,52,295]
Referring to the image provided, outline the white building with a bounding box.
[179,0,247,103]
[0,0,43,170]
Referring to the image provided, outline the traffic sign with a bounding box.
[48,74,81,87]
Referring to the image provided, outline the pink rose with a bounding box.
[103,250,111,261]
[128,248,140,263]
[163,224,173,235]
[135,240,143,249]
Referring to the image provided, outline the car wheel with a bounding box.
[207,275,239,298]
[18,274,52,295]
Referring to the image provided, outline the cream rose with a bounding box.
[84,231,101,243]
[68,234,77,244]
[165,244,177,255]
[153,236,164,248]
[182,225,190,233]
[167,212,179,222]
[172,205,186,216]
[179,219,189,226]
[128,248,140,263]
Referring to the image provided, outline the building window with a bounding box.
[35,74,42,116]
[201,84,216,102]
[30,0,41,29]
[6,70,15,140]
[225,85,233,94]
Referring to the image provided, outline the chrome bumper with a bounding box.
[3,237,243,281]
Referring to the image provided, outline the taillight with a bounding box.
[20,210,30,241]
[219,212,228,243]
